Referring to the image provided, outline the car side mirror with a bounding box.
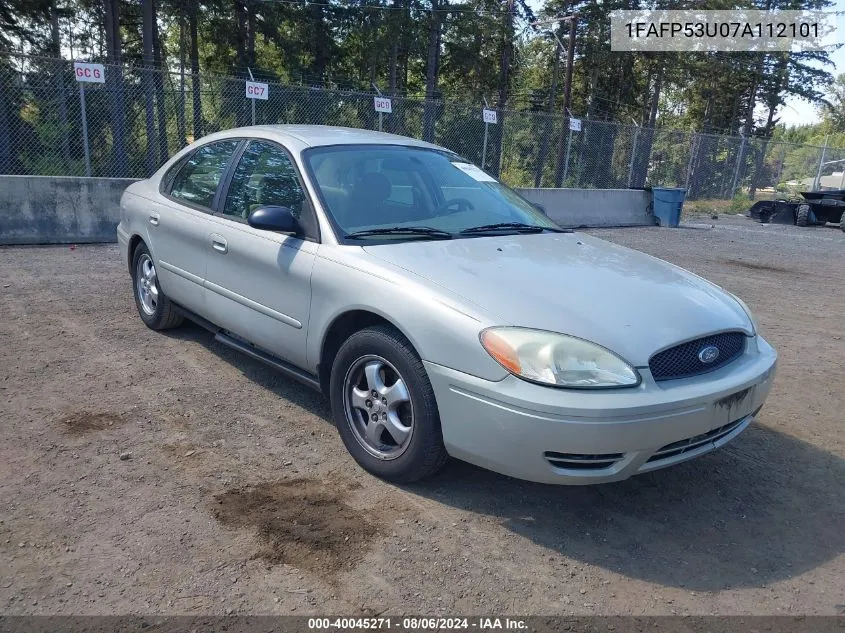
[247,205,298,234]
[533,203,547,216]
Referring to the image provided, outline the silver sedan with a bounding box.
[117,125,777,485]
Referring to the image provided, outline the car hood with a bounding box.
[362,232,752,366]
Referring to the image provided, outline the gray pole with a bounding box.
[627,125,639,188]
[814,135,828,191]
[730,136,746,197]
[372,83,384,132]
[79,84,91,177]
[562,127,573,184]
[248,68,256,126]
[481,121,489,169]
[553,16,577,187]
[685,132,697,190]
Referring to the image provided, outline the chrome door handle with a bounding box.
[210,234,228,254]
[149,213,160,226]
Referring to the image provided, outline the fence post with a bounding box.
[730,135,746,197]
[685,132,697,191]
[814,136,828,190]
[78,84,91,177]
[247,68,256,126]
[481,98,490,170]
[562,126,573,184]
[372,83,384,132]
[627,125,639,188]
[481,121,489,170]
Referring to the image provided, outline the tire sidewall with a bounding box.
[330,328,444,482]
[131,243,165,328]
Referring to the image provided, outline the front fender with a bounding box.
[306,248,508,382]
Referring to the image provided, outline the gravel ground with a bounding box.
[0,215,843,616]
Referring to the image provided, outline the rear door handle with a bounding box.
[149,213,160,226]
[210,234,228,254]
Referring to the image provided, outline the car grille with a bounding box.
[543,451,624,471]
[646,417,746,463]
[649,331,745,381]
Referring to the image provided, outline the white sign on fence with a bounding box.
[245,81,269,100]
[374,97,393,113]
[73,62,105,83]
[569,117,582,132]
[482,108,497,124]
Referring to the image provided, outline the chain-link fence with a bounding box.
[2,53,844,202]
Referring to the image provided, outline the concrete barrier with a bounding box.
[0,175,136,245]
[0,177,656,245]
[516,188,655,228]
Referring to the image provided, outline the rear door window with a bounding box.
[169,140,239,210]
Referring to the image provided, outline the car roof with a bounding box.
[204,125,445,153]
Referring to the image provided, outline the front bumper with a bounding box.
[425,335,777,485]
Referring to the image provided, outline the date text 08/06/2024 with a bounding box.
[307,617,528,630]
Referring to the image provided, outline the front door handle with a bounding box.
[210,234,228,254]
[149,213,160,226]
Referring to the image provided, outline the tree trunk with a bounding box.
[553,17,576,187]
[234,0,248,126]
[50,2,71,166]
[388,0,400,97]
[630,64,662,188]
[489,0,514,176]
[188,0,203,140]
[247,1,256,70]
[422,0,444,143]
[310,3,330,83]
[533,38,561,187]
[749,54,787,199]
[386,0,400,133]
[0,72,12,174]
[177,16,186,144]
[142,0,157,175]
[748,122,771,200]
[152,0,169,161]
[104,0,128,176]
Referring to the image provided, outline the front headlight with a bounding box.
[479,327,640,388]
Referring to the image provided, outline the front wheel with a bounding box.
[329,325,449,483]
[131,243,184,330]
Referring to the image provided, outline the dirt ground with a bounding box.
[0,215,843,617]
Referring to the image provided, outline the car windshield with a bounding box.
[302,144,561,241]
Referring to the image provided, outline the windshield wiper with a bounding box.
[346,226,454,240]
[460,222,570,235]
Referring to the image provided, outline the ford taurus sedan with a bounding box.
[117,125,777,485]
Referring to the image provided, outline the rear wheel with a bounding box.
[796,204,812,227]
[131,243,183,330]
[329,325,448,483]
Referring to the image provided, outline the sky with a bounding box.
[525,0,844,129]
[778,0,845,127]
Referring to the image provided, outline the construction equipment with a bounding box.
[748,190,845,231]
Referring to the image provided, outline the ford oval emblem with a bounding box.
[698,345,720,364]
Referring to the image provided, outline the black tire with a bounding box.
[329,325,449,483]
[840,214,845,232]
[796,204,811,227]
[131,242,184,330]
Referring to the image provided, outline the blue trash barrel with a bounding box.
[651,187,686,227]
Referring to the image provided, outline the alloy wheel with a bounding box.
[343,355,414,460]
[136,253,159,316]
